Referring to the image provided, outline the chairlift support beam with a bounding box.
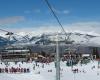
[56,33,60,80]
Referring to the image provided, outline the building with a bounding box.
[0,48,30,62]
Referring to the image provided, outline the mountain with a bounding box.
[0,31,100,47]
[0,36,8,46]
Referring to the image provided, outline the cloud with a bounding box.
[24,10,31,14]
[6,21,98,37]
[24,9,41,14]
[14,25,61,35]
[63,10,70,14]
[0,16,25,24]
[66,22,100,31]
[0,21,100,37]
[33,9,41,13]
[63,21,100,36]
[34,21,100,36]
[52,7,70,14]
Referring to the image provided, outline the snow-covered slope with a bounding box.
[0,61,100,80]
[0,31,100,46]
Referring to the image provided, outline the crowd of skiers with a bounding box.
[0,67,30,73]
[72,68,88,73]
[0,61,30,73]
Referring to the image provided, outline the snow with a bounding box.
[0,60,100,80]
[1,31,100,46]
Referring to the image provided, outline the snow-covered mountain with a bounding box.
[0,31,100,47]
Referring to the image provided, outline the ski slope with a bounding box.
[0,61,100,80]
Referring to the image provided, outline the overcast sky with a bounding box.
[0,0,100,35]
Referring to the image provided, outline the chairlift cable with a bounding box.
[43,0,70,41]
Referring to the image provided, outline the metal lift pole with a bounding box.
[56,33,60,80]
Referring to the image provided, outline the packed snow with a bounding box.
[0,60,100,80]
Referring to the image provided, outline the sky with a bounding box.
[0,0,100,35]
